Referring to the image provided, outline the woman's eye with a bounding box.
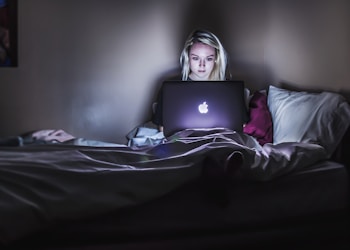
[191,57,199,61]
[207,57,214,61]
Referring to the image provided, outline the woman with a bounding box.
[152,30,244,206]
[153,29,231,131]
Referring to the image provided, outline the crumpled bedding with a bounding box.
[0,128,329,244]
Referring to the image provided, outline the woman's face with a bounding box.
[189,42,216,80]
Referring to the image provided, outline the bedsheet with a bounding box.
[0,128,329,244]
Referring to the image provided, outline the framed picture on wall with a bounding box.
[0,0,17,67]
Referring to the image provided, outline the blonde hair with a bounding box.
[180,29,229,81]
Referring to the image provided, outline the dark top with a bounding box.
[152,75,184,126]
[152,85,164,126]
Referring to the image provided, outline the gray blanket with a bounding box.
[0,128,327,244]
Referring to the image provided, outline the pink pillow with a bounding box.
[243,91,273,145]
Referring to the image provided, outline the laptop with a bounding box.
[162,80,245,137]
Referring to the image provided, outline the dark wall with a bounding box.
[265,0,350,92]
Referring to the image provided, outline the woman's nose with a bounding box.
[199,59,205,67]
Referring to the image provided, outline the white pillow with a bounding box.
[267,85,350,158]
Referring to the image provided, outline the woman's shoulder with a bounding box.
[166,75,182,81]
[159,75,183,87]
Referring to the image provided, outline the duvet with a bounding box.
[0,128,328,244]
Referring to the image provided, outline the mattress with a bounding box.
[14,160,349,249]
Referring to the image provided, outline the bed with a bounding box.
[1,85,350,249]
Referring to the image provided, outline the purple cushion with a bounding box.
[243,91,273,145]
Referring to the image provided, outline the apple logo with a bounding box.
[198,101,208,114]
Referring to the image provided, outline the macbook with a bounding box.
[162,80,245,137]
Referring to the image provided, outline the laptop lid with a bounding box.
[162,80,245,137]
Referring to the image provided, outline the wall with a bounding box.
[0,0,349,144]
[265,0,350,92]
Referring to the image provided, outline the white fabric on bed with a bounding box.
[31,129,75,143]
[268,85,350,157]
[0,128,329,244]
